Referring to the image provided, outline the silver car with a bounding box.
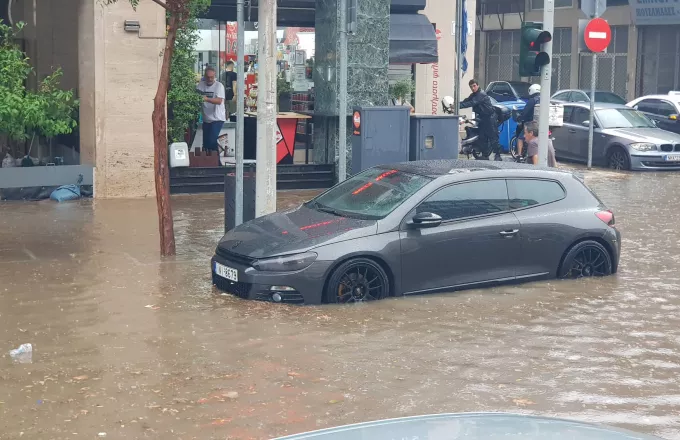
[551,103,680,170]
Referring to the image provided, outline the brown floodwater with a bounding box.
[1,170,680,440]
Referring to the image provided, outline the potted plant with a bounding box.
[277,75,293,112]
[389,78,414,106]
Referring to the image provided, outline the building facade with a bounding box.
[474,0,680,100]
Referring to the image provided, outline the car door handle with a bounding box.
[568,129,577,133]
[499,229,519,237]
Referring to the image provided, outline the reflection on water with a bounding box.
[1,174,680,439]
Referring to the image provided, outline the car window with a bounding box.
[635,99,676,117]
[596,108,656,129]
[594,92,626,104]
[562,105,574,123]
[553,91,571,101]
[417,180,510,221]
[311,168,432,220]
[507,179,565,210]
[572,91,589,103]
[571,107,591,125]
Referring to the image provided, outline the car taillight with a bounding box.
[596,210,615,227]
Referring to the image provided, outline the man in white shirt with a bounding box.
[196,66,227,151]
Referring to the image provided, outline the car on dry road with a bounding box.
[212,160,621,305]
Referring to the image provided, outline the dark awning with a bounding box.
[389,13,438,64]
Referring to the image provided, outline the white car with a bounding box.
[627,91,680,135]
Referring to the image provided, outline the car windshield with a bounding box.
[510,82,531,98]
[596,108,656,129]
[594,91,626,104]
[307,168,432,220]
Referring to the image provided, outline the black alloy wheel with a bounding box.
[607,147,630,171]
[325,258,390,304]
[559,240,613,279]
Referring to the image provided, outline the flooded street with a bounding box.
[2,170,680,440]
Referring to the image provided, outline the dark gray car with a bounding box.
[212,160,621,305]
[551,103,680,170]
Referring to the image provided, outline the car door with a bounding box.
[507,178,569,278]
[567,107,592,162]
[399,179,521,294]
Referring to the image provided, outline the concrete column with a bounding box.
[626,25,638,100]
[78,0,165,198]
[313,0,390,173]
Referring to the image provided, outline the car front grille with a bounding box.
[215,247,255,266]
[641,161,680,168]
[254,291,305,304]
[212,275,252,299]
[675,145,680,152]
[660,144,673,152]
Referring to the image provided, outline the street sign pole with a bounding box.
[453,0,462,113]
[338,0,348,182]
[537,0,554,167]
[586,2,602,170]
[235,0,245,226]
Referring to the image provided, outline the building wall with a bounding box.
[78,0,166,198]
[475,1,639,100]
[414,0,477,115]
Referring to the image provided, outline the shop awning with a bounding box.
[389,13,438,64]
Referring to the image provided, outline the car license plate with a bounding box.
[214,262,238,282]
[664,154,680,162]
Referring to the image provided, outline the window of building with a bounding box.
[532,0,573,10]
[507,179,565,210]
[417,180,510,221]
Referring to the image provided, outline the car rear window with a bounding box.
[507,179,565,209]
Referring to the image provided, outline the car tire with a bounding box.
[558,240,613,279]
[607,146,630,171]
[324,258,390,304]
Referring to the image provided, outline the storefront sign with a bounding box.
[629,0,680,25]
[224,22,238,61]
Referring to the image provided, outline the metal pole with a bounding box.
[453,0,462,112]
[256,0,277,217]
[537,0,554,167]
[587,2,599,170]
[338,0,348,182]
[234,0,245,226]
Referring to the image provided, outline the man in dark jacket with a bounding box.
[516,83,541,159]
[460,79,501,161]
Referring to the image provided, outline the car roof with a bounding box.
[562,102,629,110]
[378,159,574,180]
[630,94,680,104]
[553,89,622,95]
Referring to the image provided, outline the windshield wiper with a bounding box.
[308,201,344,217]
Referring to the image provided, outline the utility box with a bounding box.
[409,115,460,161]
[351,106,410,173]
[224,163,257,232]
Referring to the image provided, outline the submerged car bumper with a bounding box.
[630,153,680,170]
[211,250,332,305]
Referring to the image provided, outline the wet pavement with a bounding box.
[1,170,680,440]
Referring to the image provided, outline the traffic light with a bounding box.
[519,22,552,77]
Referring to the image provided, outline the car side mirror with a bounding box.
[581,120,590,127]
[410,212,443,228]
[670,114,678,121]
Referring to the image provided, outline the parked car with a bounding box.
[485,81,532,104]
[552,89,627,105]
[274,413,662,440]
[212,160,620,305]
[627,91,680,134]
[551,102,680,170]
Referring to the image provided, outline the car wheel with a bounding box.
[325,258,390,304]
[607,147,630,171]
[559,241,613,279]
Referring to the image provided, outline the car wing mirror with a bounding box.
[581,120,590,127]
[409,212,443,228]
[670,114,678,121]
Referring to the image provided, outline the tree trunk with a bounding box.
[153,14,178,256]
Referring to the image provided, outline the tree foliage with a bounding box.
[0,21,78,142]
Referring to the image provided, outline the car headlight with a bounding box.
[252,252,318,272]
[629,142,657,151]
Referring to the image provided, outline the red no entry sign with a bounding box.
[584,18,611,53]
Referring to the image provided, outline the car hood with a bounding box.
[602,127,680,144]
[217,205,378,259]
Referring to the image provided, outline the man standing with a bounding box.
[523,121,557,167]
[515,83,541,160]
[460,79,502,161]
[223,61,238,116]
[196,66,226,152]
